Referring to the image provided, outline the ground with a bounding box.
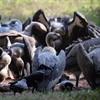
[0,73,91,93]
[69,74,91,89]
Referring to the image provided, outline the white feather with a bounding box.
[38,47,59,68]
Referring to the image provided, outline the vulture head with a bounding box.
[0,47,11,69]
[46,32,62,50]
[49,17,66,36]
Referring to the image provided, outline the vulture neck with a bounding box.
[46,34,55,48]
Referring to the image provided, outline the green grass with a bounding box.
[0,89,100,100]
[0,0,100,25]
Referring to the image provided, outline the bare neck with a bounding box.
[46,35,55,48]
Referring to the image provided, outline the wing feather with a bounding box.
[32,46,42,72]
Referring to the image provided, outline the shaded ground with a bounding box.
[69,74,91,89]
[0,74,91,95]
[71,78,90,89]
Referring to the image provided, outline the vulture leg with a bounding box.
[75,74,80,88]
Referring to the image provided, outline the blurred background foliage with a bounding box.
[0,0,100,25]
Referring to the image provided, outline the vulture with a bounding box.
[0,30,36,51]
[5,36,33,79]
[21,9,100,89]
[77,43,100,89]
[9,31,66,93]
[45,32,62,51]
[0,16,32,32]
[87,21,100,38]
[0,35,33,91]
[9,46,66,93]
[0,19,22,32]
[23,9,89,52]
[32,32,62,71]
[10,70,45,95]
[64,37,100,88]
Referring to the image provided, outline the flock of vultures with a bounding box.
[0,9,100,95]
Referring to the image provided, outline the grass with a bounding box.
[0,0,100,25]
[0,89,100,100]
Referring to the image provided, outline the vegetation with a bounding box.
[0,0,100,25]
[0,89,100,100]
[0,0,100,99]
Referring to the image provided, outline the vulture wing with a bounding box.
[32,46,42,72]
[77,43,96,89]
[32,9,49,30]
[23,36,33,74]
[31,9,50,46]
[37,49,66,91]
[22,17,31,31]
